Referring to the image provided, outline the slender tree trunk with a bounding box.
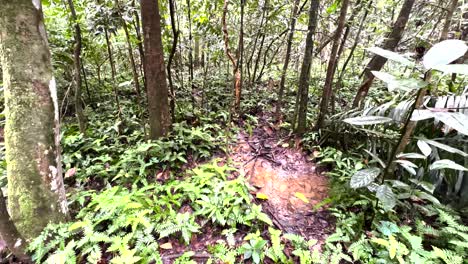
[186,0,195,110]
[122,20,141,98]
[222,0,242,114]
[67,0,86,133]
[194,36,200,68]
[235,0,245,113]
[0,189,30,261]
[104,27,122,118]
[141,0,171,138]
[246,2,267,83]
[339,0,372,82]
[440,0,459,41]
[440,0,459,91]
[315,0,349,130]
[81,63,92,102]
[276,0,301,120]
[0,0,68,241]
[131,0,146,90]
[352,0,416,108]
[167,0,179,122]
[257,29,288,82]
[252,1,269,84]
[295,0,320,134]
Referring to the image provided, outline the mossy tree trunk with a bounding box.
[0,0,68,242]
[295,0,319,134]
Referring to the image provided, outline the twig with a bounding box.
[162,252,211,260]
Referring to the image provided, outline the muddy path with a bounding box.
[230,116,334,244]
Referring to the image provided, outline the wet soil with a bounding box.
[230,117,334,245]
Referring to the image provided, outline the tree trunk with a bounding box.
[0,0,68,241]
[315,0,349,130]
[104,27,122,118]
[295,0,319,134]
[222,0,242,114]
[440,0,459,41]
[67,0,87,133]
[235,0,245,113]
[246,1,267,83]
[186,0,195,110]
[141,0,171,138]
[352,0,416,108]
[131,0,146,90]
[167,0,179,122]
[122,19,141,98]
[275,0,301,120]
[0,189,30,261]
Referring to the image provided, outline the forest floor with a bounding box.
[230,114,334,248]
[158,113,335,263]
[1,113,335,264]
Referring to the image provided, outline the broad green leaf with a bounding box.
[389,235,398,259]
[394,160,417,175]
[396,153,426,159]
[423,139,468,157]
[344,116,393,126]
[372,71,428,91]
[367,47,414,66]
[350,168,381,189]
[423,40,468,69]
[430,160,468,171]
[411,110,434,121]
[433,64,468,75]
[378,221,400,236]
[364,149,387,168]
[408,179,435,193]
[434,112,468,136]
[413,190,440,205]
[376,184,396,211]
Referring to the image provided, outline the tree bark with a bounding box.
[131,0,146,90]
[440,0,459,41]
[141,0,171,138]
[275,0,301,120]
[222,0,242,114]
[122,19,141,98]
[352,0,416,108]
[315,0,350,130]
[168,0,179,122]
[235,0,245,114]
[67,0,87,133]
[295,0,319,134]
[0,189,30,261]
[0,0,68,241]
[186,0,195,110]
[104,27,122,118]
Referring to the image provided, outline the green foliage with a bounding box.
[29,161,276,263]
[315,145,468,264]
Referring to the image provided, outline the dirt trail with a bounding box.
[230,118,334,243]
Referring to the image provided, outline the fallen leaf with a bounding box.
[160,242,173,249]
[65,168,77,178]
[256,193,269,200]
[295,192,309,204]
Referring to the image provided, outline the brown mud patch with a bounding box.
[230,121,334,244]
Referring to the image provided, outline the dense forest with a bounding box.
[1,0,468,263]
